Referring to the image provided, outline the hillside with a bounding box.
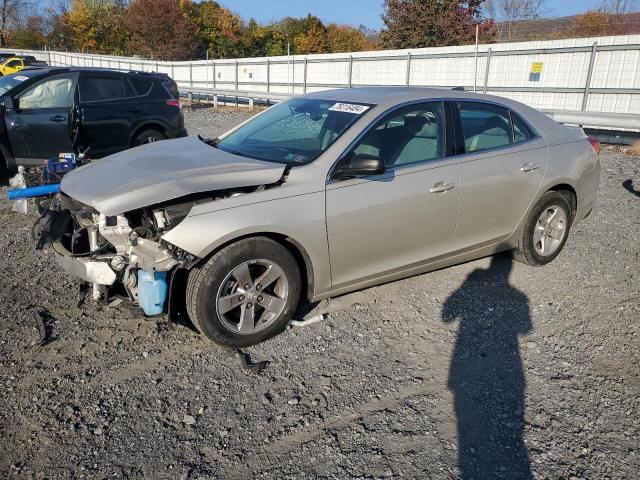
[494,12,640,42]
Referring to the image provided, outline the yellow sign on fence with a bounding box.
[531,62,544,74]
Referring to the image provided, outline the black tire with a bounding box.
[131,129,166,147]
[512,191,572,266]
[186,237,301,348]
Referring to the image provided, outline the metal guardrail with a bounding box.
[544,110,640,131]
[183,87,291,108]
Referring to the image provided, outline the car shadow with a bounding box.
[0,169,15,187]
[622,179,640,197]
[442,254,533,479]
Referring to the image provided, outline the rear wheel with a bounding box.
[512,191,572,266]
[132,129,166,147]
[186,237,301,348]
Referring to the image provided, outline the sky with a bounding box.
[212,0,609,30]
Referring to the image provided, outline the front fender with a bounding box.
[161,191,331,299]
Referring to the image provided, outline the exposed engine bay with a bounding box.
[33,186,261,315]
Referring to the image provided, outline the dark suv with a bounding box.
[0,67,186,167]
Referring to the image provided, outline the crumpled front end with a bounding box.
[34,193,197,315]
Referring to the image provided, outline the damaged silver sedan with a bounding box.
[35,87,601,347]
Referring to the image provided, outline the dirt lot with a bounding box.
[0,108,639,479]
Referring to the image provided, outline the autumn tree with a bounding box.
[293,20,329,54]
[8,14,45,48]
[0,0,30,46]
[570,11,612,36]
[276,15,329,53]
[327,24,376,52]
[125,0,199,60]
[184,0,245,59]
[381,0,495,48]
[243,19,287,57]
[67,0,129,54]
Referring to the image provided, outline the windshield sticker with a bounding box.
[329,103,370,114]
[14,75,28,81]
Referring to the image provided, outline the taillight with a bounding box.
[588,136,601,155]
[166,99,181,108]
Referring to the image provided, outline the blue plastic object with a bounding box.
[7,183,61,200]
[137,270,168,316]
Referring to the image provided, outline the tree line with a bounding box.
[1,0,638,60]
[2,0,381,60]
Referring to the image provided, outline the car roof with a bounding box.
[37,66,170,79]
[304,86,514,105]
[15,66,168,81]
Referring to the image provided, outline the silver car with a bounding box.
[36,87,601,347]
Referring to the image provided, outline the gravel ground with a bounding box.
[0,108,638,479]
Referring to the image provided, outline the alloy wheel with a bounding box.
[216,259,289,334]
[533,205,567,256]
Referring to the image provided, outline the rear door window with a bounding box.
[79,75,126,102]
[511,112,534,144]
[129,77,153,96]
[458,102,512,153]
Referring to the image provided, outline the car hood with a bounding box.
[61,135,286,215]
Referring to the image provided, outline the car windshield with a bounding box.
[0,71,43,96]
[216,98,374,164]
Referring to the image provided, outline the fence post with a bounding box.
[303,58,308,93]
[213,62,216,89]
[348,55,353,88]
[189,62,193,88]
[266,58,270,92]
[483,48,492,94]
[582,42,598,112]
[406,52,412,86]
[235,60,239,92]
[171,63,174,81]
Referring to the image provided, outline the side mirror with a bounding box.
[0,96,14,111]
[333,153,386,180]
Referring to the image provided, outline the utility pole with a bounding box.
[474,24,479,93]
[287,42,291,94]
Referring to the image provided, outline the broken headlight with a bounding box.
[153,202,193,231]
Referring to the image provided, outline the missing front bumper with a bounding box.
[52,242,117,285]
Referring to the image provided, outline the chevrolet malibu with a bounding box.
[35,87,601,347]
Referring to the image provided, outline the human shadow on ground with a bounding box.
[622,179,640,197]
[442,254,533,479]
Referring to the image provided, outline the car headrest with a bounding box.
[404,116,428,135]
[418,120,439,138]
[483,115,510,136]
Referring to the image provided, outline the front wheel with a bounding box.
[186,237,301,348]
[512,191,572,266]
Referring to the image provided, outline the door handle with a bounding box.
[430,182,455,193]
[521,162,539,172]
[49,115,66,122]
